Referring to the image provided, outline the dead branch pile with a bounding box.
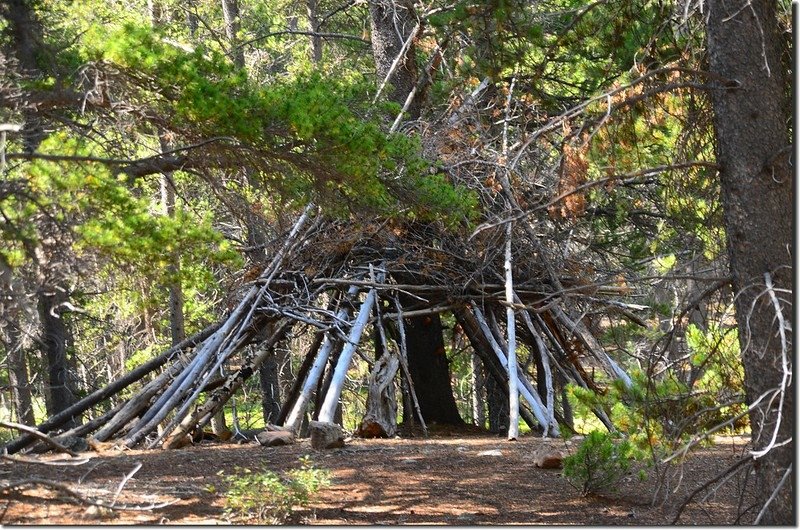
[3,80,649,456]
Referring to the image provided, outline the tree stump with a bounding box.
[309,421,344,450]
[356,353,399,438]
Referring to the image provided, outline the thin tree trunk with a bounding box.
[7,338,35,425]
[0,260,35,426]
[706,1,793,523]
[258,345,281,424]
[471,353,485,428]
[470,302,555,434]
[159,142,185,347]
[37,285,77,427]
[504,224,519,440]
[221,0,245,68]
[306,0,323,63]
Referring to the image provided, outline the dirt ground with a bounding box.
[0,430,755,525]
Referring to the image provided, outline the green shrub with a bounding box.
[218,456,331,523]
[563,430,636,495]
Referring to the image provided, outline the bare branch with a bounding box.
[0,420,80,457]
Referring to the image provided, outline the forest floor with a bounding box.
[1,427,754,525]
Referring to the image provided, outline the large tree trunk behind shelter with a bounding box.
[706,0,793,524]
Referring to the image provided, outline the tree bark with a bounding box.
[0,0,46,150]
[158,142,185,347]
[401,311,463,425]
[486,371,508,434]
[258,345,281,424]
[368,0,422,119]
[357,353,399,437]
[221,0,245,68]
[306,0,323,64]
[706,0,793,524]
[37,285,77,427]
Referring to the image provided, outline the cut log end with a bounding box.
[355,420,389,439]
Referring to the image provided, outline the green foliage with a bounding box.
[82,24,477,225]
[563,430,638,495]
[218,456,331,524]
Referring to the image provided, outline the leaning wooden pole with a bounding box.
[283,284,360,432]
[517,303,557,431]
[470,301,554,434]
[453,306,538,431]
[3,323,219,454]
[392,295,427,436]
[122,204,317,447]
[504,224,520,441]
[318,268,383,423]
[162,319,293,448]
[275,331,325,425]
[551,307,632,388]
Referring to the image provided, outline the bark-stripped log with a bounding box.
[454,306,537,431]
[318,268,383,423]
[504,224,520,440]
[470,302,555,434]
[162,319,292,448]
[3,323,219,454]
[283,284,360,432]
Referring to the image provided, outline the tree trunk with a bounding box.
[706,0,793,524]
[306,0,323,64]
[258,345,281,424]
[486,373,508,434]
[7,338,35,426]
[1,0,46,150]
[368,0,421,119]
[221,0,245,68]
[357,353,399,438]
[0,260,36,426]
[159,144,185,346]
[402,312,463,425]
[37,285,77,427]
